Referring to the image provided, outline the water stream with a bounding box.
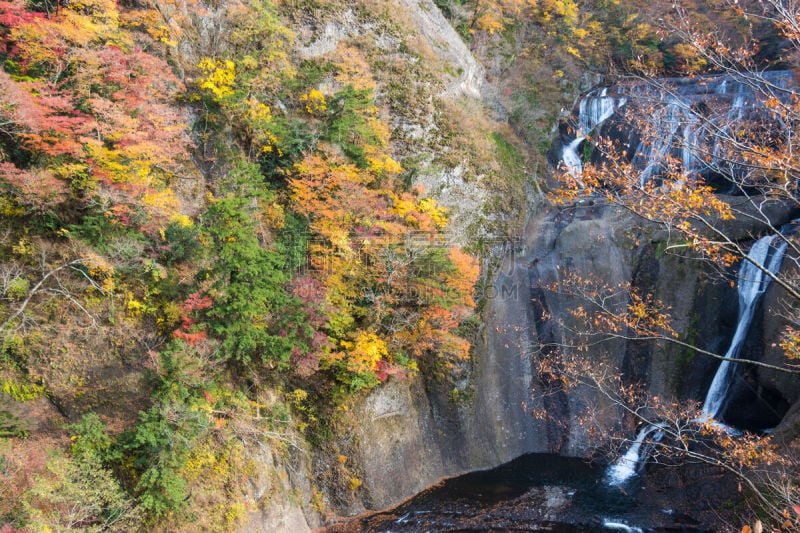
[603,425,665,486]
[561,87,625,177]
[701,234,788,419]
[604,233,789,486]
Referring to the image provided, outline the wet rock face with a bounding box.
[517,205,684,454]
[494,197,799,452]
[723,375,790,431]
[726,259,800,433]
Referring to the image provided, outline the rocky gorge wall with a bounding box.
[332,194,800,522]
[230,2,800,528]
[228,0,535,527]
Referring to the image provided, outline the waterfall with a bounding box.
[632,97,685,186]
[701,234,788,419]
[558,71,794,184]
[561,137,585,176]
[604,424,665,486]
[605,233,788,486]
[577,88,622,136]
[560,88,626,177]
[681,111,702,178]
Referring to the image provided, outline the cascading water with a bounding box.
[561,137,585,176]
[604,424,665,486]
[605,234,788,486]
[560,88,626,176]
[702,234,789,419]
[632,97,685,186]
[558,71,794,184]
[602,520,644,533]
[577,88,622,135]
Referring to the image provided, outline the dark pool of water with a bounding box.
[330,454,710,532]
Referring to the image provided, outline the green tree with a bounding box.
[201,162,301,366]
[117,345,213,520]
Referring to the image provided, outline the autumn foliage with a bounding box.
[289,149,478,388]
[0,0,193,228]
[0,0,483,528]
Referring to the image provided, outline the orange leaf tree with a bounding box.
[289,149,478,390]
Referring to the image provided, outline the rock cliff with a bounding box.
[334,196,799,518]
[252,2,800,526]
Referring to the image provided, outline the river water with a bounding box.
[327,453,715,532]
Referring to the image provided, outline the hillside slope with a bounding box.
[0,0,539,529]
